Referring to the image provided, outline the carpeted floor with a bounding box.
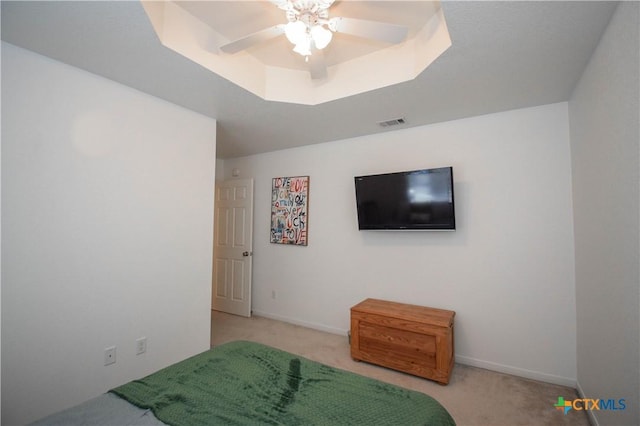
[210,310,590,426]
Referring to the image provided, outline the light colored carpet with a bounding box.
[210,310,589,426]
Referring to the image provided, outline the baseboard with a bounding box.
[251,310,349,337]
[576,380,599,426]
[455,354,577,388]
[253,311,578,388]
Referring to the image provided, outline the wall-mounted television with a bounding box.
[354,167,455,230]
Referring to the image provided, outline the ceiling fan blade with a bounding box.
[219,25,285,54]
[308,46,328,80]
[330,17,408,44]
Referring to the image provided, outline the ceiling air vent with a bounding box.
[378,118,406,128]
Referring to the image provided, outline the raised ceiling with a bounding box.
[1,1,619,158]
[142,1,451,104]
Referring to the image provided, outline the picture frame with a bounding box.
[270,176,309,246]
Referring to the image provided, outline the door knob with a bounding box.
[242,251,250,257]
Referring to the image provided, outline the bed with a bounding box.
[32,340,456,425]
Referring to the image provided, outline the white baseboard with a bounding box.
[252,310,349,336]
[576,380,599,425]
[455,354,577,388]
[252,311,578,389]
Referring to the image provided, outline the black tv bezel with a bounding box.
[354,166,456,231]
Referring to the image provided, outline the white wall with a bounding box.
[220,102,577,385]
[569,2,639,425]
[1,43,217,425]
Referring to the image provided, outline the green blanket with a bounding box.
[110,340,455,426]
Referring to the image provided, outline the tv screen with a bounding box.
[354,167,455,230]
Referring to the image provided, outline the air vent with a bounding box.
[378,118,406,127]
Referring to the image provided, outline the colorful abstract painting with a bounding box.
[270,176,309,246]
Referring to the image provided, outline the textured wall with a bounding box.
[569,2,640,425]
[221,102,577,386]
[2,43,217,425]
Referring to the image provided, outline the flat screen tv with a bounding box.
[354,167,455,230]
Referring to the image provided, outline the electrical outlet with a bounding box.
[104,346,116,366]
[136,337,147,355]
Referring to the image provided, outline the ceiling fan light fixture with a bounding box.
[284,20,307,45]
[310,25,332,49]
[293,37,312,56]
[281,0,336,56]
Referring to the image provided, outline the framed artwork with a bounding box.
[270,176,309,246]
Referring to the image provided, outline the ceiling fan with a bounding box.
[219,0,409,80]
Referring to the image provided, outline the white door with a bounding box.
[212,179,254,317]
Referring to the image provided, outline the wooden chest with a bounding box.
[350,298,455,384]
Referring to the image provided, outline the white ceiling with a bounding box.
[1,1,618,158]
[175,1,439,70]
[143,1,451,104]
